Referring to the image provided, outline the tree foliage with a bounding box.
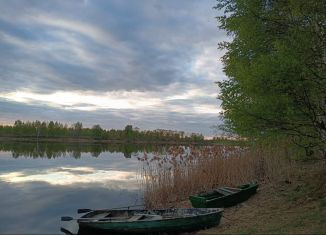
[0,120,205,143]
[215,0,326,153]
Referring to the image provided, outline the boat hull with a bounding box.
[77,208,223,235]
[189,183,258,208]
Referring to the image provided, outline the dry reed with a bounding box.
[139,143,293,208]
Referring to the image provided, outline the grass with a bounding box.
[197,160,326,234]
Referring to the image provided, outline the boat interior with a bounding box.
[79,208,221,222]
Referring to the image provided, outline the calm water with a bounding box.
[0,142,166,234]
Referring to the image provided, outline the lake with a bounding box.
[0,142,169,234]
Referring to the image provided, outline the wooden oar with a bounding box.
[77,209,92,213]
[61,216,78,221]
[61,216,114,221]
[77,204,144,213]
[60,227,75,235]
[62,216,102,221]
[61,215,134,222]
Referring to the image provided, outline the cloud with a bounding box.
[0,82,221,113]
[0,97,221,136]
[0,0,226,136]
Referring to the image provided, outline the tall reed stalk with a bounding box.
[139,144,293,208]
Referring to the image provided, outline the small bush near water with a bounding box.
[139,143,295,208]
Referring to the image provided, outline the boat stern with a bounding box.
[189,195,208,208]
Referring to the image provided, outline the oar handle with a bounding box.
[77,209,92,214]
[61,216,117,222]
[77,204,144,213]
[61,216,102,221]
[61,216,74,221]
[60,227,75,235]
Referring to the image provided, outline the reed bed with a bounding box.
[139,144,293,208]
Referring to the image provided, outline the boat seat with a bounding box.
[129,214,146,221]
[146,215,163,220]
[220,188,235,194]
[215,189,230,195]
[129,214,163,221]
[224,187,241,192]
[93,212,111,218]
[104,212,112,217]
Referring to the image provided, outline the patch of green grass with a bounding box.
[236,227,256,235]
[262,202,326,234]
[319,198,326,207]
[286,183,314,202]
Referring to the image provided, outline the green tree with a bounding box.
[215,0,326,154]
[13,120,23,136]
[48,121,55,137]
[92,124,103,139]
[124,125,134,141]
[71,122,83,137]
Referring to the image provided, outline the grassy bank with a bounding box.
[197,160,326,234]
[140,143,326,234]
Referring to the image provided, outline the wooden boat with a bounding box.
[63,208,223,235]
[189,183,259,208]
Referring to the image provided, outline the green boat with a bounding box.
[66,208,223,234]
[189,183,259,208]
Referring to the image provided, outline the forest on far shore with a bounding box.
[0,120,205,143]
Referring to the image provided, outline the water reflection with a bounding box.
[0,142,160,234]
[0,141,167,158]
[0,180,140,234]
[0,167,138,188]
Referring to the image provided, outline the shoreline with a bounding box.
[0,136,213,145]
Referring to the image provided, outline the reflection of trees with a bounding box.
[90,144,102,157]
[121,143,138,158]
[0,142,168,159]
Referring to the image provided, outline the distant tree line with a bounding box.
[0,120,205,143]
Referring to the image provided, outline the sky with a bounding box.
[0,0,228,137]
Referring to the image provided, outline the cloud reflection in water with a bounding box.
[0,149,143,233]
[0,166,138,189]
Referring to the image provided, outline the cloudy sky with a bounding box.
[0,0,227,137]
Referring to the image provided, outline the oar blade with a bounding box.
[77,208,92,214]
[60,227,75,235]
[61,216,74,221]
